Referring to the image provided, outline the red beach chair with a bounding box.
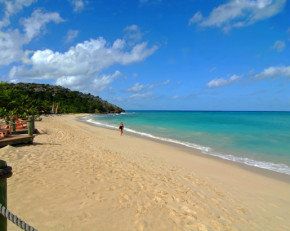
[0,124,12,139]
[10,115,28,130]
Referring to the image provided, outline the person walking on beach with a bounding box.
[119,122,124,136]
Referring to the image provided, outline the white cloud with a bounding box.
[126,80,170,93]
[126,82,145,92]
[21,9,64,41]
[26,38,156,75]
[190,0,286,31]
[207,74,242,88]
[0,8,64,66]
[0,0,36,28]
[124,24,143,43]
[70,0,85,12]
[65,29,79,43]
[56,71,121,93]
[129,92,154,100]
[55,75,86,91]
[124,25,139,31]
[0,29,25,65]
[147,79,170,89]
[272,40,285,52]
[92,71,121,92]
[188,12,203,25]
[0,1,36,65]
[2,0,36,15]
[9,37,158,92]
[1,1,158,94]
[253,66,290,79]
[125,80,169,101]
[112,39,125,49]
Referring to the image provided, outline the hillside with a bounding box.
[0,82,125,118]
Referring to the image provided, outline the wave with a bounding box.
[84,117,290,176]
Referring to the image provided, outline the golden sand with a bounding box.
[1,114,289,230]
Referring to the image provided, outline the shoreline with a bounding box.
[3,114,290,230]
[79,115,290,184]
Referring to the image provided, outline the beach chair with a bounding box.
[0,124,12,139]
[10,115,28,130]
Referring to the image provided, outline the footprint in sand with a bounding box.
[86,192,104,201]
[235,206,247,215]
[135,220,145,231]
[119,193,132,207]
[73,212,91,222]
[197,223,208,231]
[105,185,116,191]
[171,195,182,202]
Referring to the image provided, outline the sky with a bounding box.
[0,0,289,111]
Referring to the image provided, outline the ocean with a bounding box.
[84,111,290,175]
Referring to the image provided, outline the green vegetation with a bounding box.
[0,82,124,118]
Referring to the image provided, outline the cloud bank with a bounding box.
[0,0,36,28]
[0,8,64,66]
[0,2,158,94]
[9,37,158,93]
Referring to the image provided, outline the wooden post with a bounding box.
[4,117,10,136]
[0,160,12,231]
[28,116,33,136]
[4,117,9,127]
[11,116,16,133]
[32,115,35,133]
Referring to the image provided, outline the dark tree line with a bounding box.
[0,82,124,118]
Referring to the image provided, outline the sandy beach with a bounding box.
[1,114,290,231]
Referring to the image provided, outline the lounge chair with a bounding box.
[0,124,12,139]
[10,115,28,130]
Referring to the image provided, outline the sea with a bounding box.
[84,111,290,175]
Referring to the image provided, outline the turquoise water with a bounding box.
[85,111,290,175]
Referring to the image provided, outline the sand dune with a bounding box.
[1,114,289,230]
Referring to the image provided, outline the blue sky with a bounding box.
[0,0,289,111]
